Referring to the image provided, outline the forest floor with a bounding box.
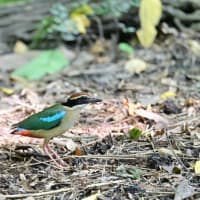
[0,32,200,199]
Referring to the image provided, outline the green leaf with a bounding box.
[118,42,134,55]
[128,127,142,140]
[12,50,68,80]
[116,165,142,179]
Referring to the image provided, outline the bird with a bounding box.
[10,92,102,167]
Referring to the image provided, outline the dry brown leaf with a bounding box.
[75,147,83,156]
[184,98,200,107]
[90,39,108,55]
[135,109,169,129]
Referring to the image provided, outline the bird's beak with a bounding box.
[86,97,102,104]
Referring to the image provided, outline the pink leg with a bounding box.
[43,142,66,168]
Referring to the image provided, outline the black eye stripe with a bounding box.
[62,96,89,107]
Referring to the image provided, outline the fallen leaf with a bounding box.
[116,165,142,179]
[90,39,108,55]
[137,0,162,48]
[137,26,157,48]
[0,87,14,95]
[140,0,162,27]
[128,127,142,140]
[65,138,77,152]
[13,40,28,54]
[185,98,200,107]
[188,39,200,56]
[194,160,200,174]
[160,91,176,100]
[118,42,134,56]
[174,180,195,200]
[81,191,101,200]
[75,147,83,156]
[124,100,141,116]
[158,148,182,158]
[11,50,68,80]
[135,109,169,129]
[125,58,148,74]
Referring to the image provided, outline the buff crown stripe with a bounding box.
[70,95,88,100]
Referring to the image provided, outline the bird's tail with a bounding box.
[10,128,18,134]
[9,127,32,137]
[10,124,18,134]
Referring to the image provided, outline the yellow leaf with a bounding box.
[125,58,148,74]
[137,0,162,48]
[160,91,176,100]
[71,14,90,34]
[136,26,157,48]
[13,40,28,54]
[72,4,93,15]
[0,87,14,95]
[194,160,200,174]
[140,0,162,27]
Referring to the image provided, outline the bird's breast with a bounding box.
[60,109,80,131]
[30,108,81,140]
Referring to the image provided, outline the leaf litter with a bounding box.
[0,33,200,199]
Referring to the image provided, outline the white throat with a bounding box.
[73,104,87,110]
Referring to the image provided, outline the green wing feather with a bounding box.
[14,104,66,130]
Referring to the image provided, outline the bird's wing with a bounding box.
[13,104,66,130]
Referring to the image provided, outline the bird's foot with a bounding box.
[43,144,67,168]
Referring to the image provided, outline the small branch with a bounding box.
[62,153,151,160]
[8,153,151,169]
[4,180,124,199]
[4,188,73,199]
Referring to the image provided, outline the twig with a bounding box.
[60,153,151,160]
[3,180,124,199]
[166,131,189,172]
[8,153,151,169]
[4,188,73,199]
[146,190,174,195]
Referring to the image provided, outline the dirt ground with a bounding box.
[0,32,200,199]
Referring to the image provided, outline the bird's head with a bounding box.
[62,92,102,109]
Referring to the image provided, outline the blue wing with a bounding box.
[13,104,67,130]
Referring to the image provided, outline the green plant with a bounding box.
[31,0,141,48]
[31,3,78,48]
[0,0,29,5]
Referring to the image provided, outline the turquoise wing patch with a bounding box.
[15,104,67,130]
[39,111,66,122]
